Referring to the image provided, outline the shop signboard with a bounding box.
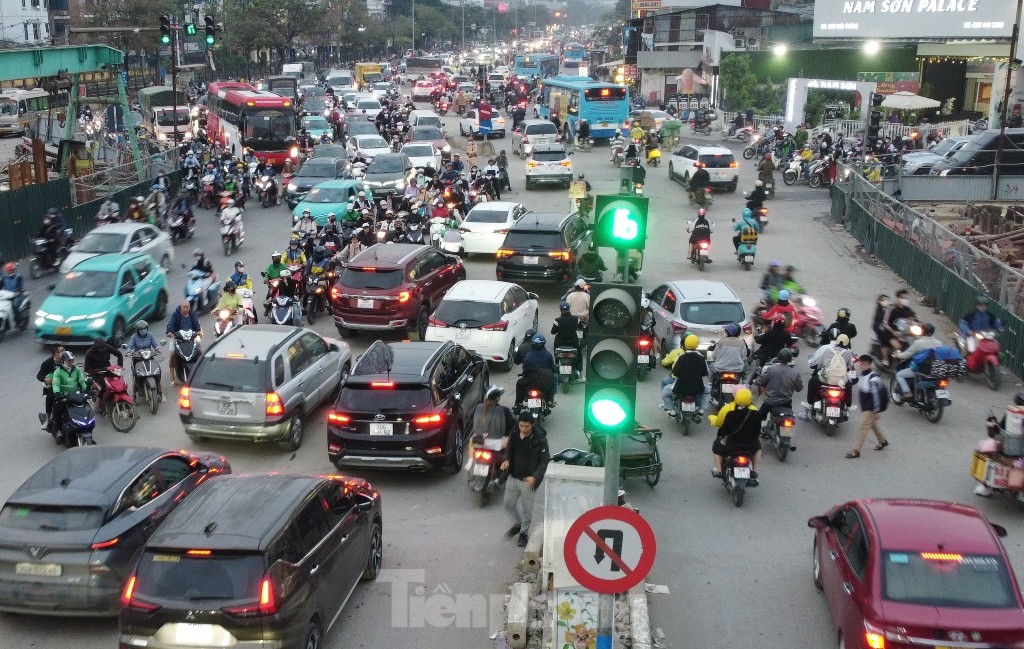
[813,0,1013,40]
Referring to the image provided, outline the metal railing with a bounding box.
[69,149,179,207]
[817,119,972,140]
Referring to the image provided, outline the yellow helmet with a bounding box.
[683,334,699,350]
[733,388,753,407]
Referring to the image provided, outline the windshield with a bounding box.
[0,504,104,531]
[357,136,389,150]
[75,232,125,254]
[304,87,326,98]
[368,156,405,173]
[191,356,268,392]
[313,145,347,158]
[930,138,960,156]
[298,161,338,178]
[951,140,986,164]
[329,76,353,86]
[882,551,1016,608]
[531,150,567,162]
[503,232,562,249]
[243,109,295,150]
[526,123,558,136]
[356,100,381,110]
[54,271,116,298]
[348,123,378,136]
[433,300,502,327]
[134,551,265,602]
[373,83,390,91]
[466,208,512,224]
[304,99,327,112]
[699,154,736,168]
[0,98,16,117]
[303,117,330,130]
[155,109,190,126]
[305,187,350,203]
[412,127,443,140]
[403,144,433,157]
[341,267,403,290]
[338,385,433,410]
[679,301,745,325]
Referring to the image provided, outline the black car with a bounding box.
[285,156,353,208]
[328,340,488,471]
[495,211,591,285]
[119,473,382,649]
[0,446,230,616]
[360,152,414,198]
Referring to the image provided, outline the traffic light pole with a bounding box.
[597,434,619,649]
[171,21,179,145]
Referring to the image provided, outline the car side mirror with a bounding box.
[329,342,341,352]
[807,515,829,529]
[528,292,539,301]
[356,497,373,513]
[992,523,1008,538]
[119,285,133,295]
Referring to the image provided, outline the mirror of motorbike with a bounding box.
[807,515,830,529]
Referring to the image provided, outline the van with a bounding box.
[930,129,1024,176]
[327,70,356,93]
[409,109,443,130]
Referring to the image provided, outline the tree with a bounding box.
[751,76,783,114]
[719,53,756,112]
[221,0,327,64]
[79,0,180,54]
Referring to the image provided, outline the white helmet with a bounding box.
[279,269,292,279]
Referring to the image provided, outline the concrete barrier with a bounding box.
[506,582,531,649]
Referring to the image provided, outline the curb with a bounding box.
[628,582,652,649]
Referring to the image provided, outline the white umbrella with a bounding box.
[881,91,940,110]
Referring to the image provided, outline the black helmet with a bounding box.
[922,322,935,336]
[777,348,793,364]
[224,281,236,293]
[837,307,850,321]
[1015,390,1024,406]
[524,328,537,341]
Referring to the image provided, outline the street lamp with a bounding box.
[864,40,880,55]
[772,43,787,56]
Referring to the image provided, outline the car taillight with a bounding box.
[549,250,571,261]
[371,381,395,388]
[864,621,886,649]
[496,249,515,259]
[121,574,159,613]
[481,320,509,331]
[729,161,738,168]
[178,386,191,412]
[265,392,284,416]
[670,322,688,335]
[328,411,350,424]
[427,316,447,327]
[91,537,119,550]
[473,448,493,462]
[413,413,444,425]
[223,575,277,617]
[331,286,340,300]
[398,291,411,303]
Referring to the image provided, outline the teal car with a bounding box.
[35,253,169,345]
[301,115,335,142]
[290,179,366,225]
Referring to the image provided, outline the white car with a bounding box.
[460,107,507,139]
[347,134,392,161]
[525,143,573,189]
[425,279,539,370]
[61,222,173,274]
[459,202,528,255]
[412,80,435,101]
[354,95,383,118]
[401,142,442,170]
[668,143,739,191]
[370,82,392,100]
[511,119,561,158]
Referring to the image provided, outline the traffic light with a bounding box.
[184,22,196,36]
[592,195,648,251]
[204,15,216,45]
[583,283,642,436]
[159,15,171,46]
[867,92,883,152]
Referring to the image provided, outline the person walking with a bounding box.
[846,354,889,458]
[465,139,478,169]
[501,411,550,547]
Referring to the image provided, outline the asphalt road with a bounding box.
[0,99,1022,649]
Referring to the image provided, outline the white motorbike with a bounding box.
[0,289,30,343]
[219,209,245,256]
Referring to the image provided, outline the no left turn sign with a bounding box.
[563,505,656,594]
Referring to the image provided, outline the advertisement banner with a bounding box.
[813,0,1013,40]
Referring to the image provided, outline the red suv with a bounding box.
[332,243,466,339]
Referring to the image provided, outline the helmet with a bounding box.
[193,248,204,257]
[640,296,650,309]
[696,208,707,217]
[226,198,235,206]
[485,385,504,400]
[578,173,585,180]
[225,281,237,293]
[3,262,14,273]
[560,301,570,313]
[327,212,337,220]
[734,388,753,407]
[785,264,796,273]
[777,348,793,363]
[763,153,771,161]
[922,322,935,336]
[531,333,546,348]
[742,208,752,219]
[977,295,989,305]
[835,334,851,348]
[683,334,699,350]
[302,209,311,217]
[755,180,763,187]
[290,237,300,246]
[837,308,850,320]
[777,289,790,301]
[524,328,537,341]
[574,278,587,289]
[279,269,292,279]
[272,251,282,259]
[768,261,780,268]
[135,319,149,331]
[313,246,326,260]
[60,351,75,365]
[47,207,58,216]
[723,323,740,337]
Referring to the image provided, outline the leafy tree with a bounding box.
[79,0,179,54]
[751,76,783,114]
[719,53,756,112]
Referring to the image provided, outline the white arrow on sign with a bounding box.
[570,518,644,581]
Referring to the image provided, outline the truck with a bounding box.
[354,63,382,88]
[281,61,315,80]
[266,76,300,105]
[137,86,189,142]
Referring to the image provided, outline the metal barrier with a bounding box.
[69,150,180,207]
[816,119,972,141]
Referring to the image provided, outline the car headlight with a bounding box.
[156,132,166,140]
[288,183,298,192]
[34,317,44,327]
[88,317,107,329]
[939,169,950,176]
[396,181,406,190]
[443,145,451,153]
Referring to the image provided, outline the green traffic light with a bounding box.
[593,195,648,251]
[185,23,196,36]
[205,34,215,45]
[589,396,628,428]
[610,207,639,241]
[160,34,171,45]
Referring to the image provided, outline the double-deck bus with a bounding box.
[206,81,298,166]
[513,54,560,81]
[562,43,586,69]
[536,75,629,140]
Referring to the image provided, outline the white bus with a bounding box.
[0,88,51,136]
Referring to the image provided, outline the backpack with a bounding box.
[739,225,758,243]
[820,349,849,385]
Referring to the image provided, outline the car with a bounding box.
[300,85,326,101]
[487,72,508,89]
[931,129,1024,176]
[460,107,507,138]
[331,243,467,339]
[353,95,383,118]
[35,253,168,345]
[284,156,353,208]
[179,325,353,450]
[808,498,1024,649]
[669,143,738,191]
[425,279,539,370]
[625,109,673,132]
[361,152,414,198]
[0,446,229,616]
[457,82,479,102]
[290,179,365,225]
[345,121,380,138]
[408,125,452,161]
[327,340,488,471]
[511,119,561,158]
[401,142,442,170]
[300,97,328,117]
[370,82,393,99]
[312,143,349,159]
[524,143,573,189]
[495,211,590,285]
[118,472,382,649]
[902,135,973,175]
[347,133,391,162]
[60,222,173,275]
[412,80,435,101]
[459,201,528,255]
[300,115,334,141]
[646,280,751,354]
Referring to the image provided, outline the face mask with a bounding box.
[898,298,909,306]
[139,329,148,337]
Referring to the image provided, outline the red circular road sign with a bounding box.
[563,505,656,594]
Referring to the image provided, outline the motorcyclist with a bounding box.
[757,153,776,185]
[229,261,253,291]
[220,197,244,240]
[213,281,245,326]
[753,347,802,427]
[123,196,151,224]
[958,295,1003,353]
[688,166,711,205]
[83,336,124,402]
[800,333,855,419]
[170,191,194,225]
[307,246,331,282]
[664,334,709,418]
[466,385,515,473]
[623,138,640,163]
[513,329,538,367]
[496,151,510,190]
[38,213,63,265]
[764,289,797,332]
[709,322,749,396]
[96,197,121,225]
[820,307,858,345]
[709,387,762,483]
[293,209,318,238]
[1,261,26,315]
[576,119,590,146]
[780,265,804,296]
[264,251,287,281]
[165,300,203,385]
[49,350,89,444]
[759,261,783,301]
[125,320,164,402]
[551,301,583,374]
[333,237,364,267]
[284,235,307,265]
[483,159,502,200]
[687,209,712,262]
[519,334,557,409]
[578,245,607,282]
[745,180,767,210]
[880,288,916,364]
[894,322,942,399]
[190,248,216,311]
[564,279,590,327]
[732,207,760,251]
[629,122,645,142]
[752,316,792,367]
[728,112,744,137]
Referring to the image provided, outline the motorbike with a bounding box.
[516,379,549,421]
[239,288,257,324]
[430,215,463,253]
[0,289,30,342]
[29,229,74,279]
[92,364,137,433]
[171,330,202,384]
[690,239,711,271]
[611,143,625,166]
[791,294,824,346]
[184,269,219,312]
[270,294,299,326]
[168,209,196,244]
[720,453,755,507]
[736,235,757,271]
[807,384,849,437]
[755,206,769,230]
[467,435,506,507]
[687,185,714,207]
[783,158,828,188]
[761,405,796,462]
[636,332,655,381]
[742,136,771,160]
[869,318,924,374]
[956,330,1002,391]
[555,345,581,392]
[303,271,333,325]
[183,170,199,203]
[220,210,244,256]
[690,119,713,136]
[56,389,97,447]
[889,366,950,424]
[709,370,743,408]
[646,145,661,167]
[255,173,279,207]
[721,126,753,143]
[671,394,703,436]
[200,174,217,209]
[126,343,165,415]
[214,306,241,337]
[437,100,450,116]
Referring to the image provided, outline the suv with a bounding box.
[512,119,561,158]
[647,280,752,353]
[331,243,466,339]
[179,325,353,450]
[524,143,573,189]
[902,135,973,175]
[118,473,382,649]
[495,212,590,285]
[930,129,1024,176]
[669,144,739,191]
[328,340,488,471]
[361,152,414,198]
[284,157,353,208]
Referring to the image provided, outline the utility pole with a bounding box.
[171,17,180,145]
[461,0,465,52]
[412,0,416,53]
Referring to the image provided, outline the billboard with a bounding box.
[813,0,1013,40]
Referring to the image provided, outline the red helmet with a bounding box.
[764,153,772,161]
[696,208,707,217]
[3,262,15,274]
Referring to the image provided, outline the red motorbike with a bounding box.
[93,365,138,433]
[790,294,824,347]
[958,330,1002,390]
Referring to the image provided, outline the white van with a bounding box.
[409,109,443,130]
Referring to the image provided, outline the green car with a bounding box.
[35,253,169,345]
[291,179,366,225]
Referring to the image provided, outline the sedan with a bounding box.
[459,201,528,255]
[0,446,230,616]
[809,498,1024,649]
[346,121,380,138]
[301,115,334,141]
[408,125,452,162]
[412,80,435,101]
[284,156,352,208]
[401,142,442,170]
[61,223,172,274]
[354,96,383,118]
[312,143,349,159]
[347,133,392,161]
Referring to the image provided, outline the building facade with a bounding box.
[0,0,51,45]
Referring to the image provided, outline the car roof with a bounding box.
[531,143,565,153]
[665,279,741,302]
[510,211,573,231]
[8,446,171,509]
[310,179,362,190]
[442,279,514,302]
[523,119,556,126]
[204,324,300,358]
[859,499,1002,556]
[300,157,343,167]
[355,133,386,141]
[351,340,449,380]
[88,223,151,235]
[691,144,733,155]
[71,252,151,272]
[468,201,520,213]
[349,242,427,267]
[146,473,327,550]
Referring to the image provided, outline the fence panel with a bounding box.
[0,179,72,262]
[878,175,998,202]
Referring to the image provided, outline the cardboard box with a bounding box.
[971,451,990,482]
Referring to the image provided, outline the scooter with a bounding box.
[671,394,703,436]
[721,126,753,143]
[29,229,74,279]
[687,185,714,207]
[691,239,711,272]
[270,294,300,326]
[255,173,279,207]
[956,330,1002,391]
[168,209,196,244]
[733,218,758,271]
[869,318,924,374]
[170,330,202,384]
[709,370,742,407]
[646,145,661,167]
[791,294,824,347]
[761,405,795,462]
[185,269,219,312]
[690,119,713,136]
[636,332,655,381]
[92,364,137,433]
[200,174,217,209]
[214,306,241,337]
[239,288,258,324]
[889,366,951,424]
[755,206,769,230]
[220,210,244,256]
[303,272,332,325]
[555,346,580,392]
[0,289,30,343]
[56,389,97,447]
[183,170,199,203]
[807,384,849,437]
[126,343,165,416]
[467,435,506,507]
[720,453,754,508]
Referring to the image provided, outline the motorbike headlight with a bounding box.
[396,181,406,190]
[801,297,815,307]
[87,317,106,329]
[288,183,298,192]
[443,145,451,153]
[218,309,231,319]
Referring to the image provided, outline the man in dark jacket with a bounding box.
[665,334,709,417]
[551,302,582,374]
[84,337,124,402]
[165,300,203,385]
[501,411,550,547]
[820,307,858,346]
[36,344,64,431]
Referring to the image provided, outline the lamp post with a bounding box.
[411,0,415,53]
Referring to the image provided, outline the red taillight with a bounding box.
[825,388,842,400]
[480,320,509,331]
[937,379,949,388]
[328,411,351,424]
[265,392,284,416]
[698,241,709,250]
[496,249,515,259]
[121,574,159,612]
[549,250,571,261]
[371,381,395,388]
[178,386,191,412]
[729,161,738,168]
[473,448,493,462]
[397,290,412,303]
[638,338,652,349]
[330,286,340,301]
[734,456,750,466]
[223,575,277,617]
[670,322,688,334]
[413,413,444,425]
[91,537,119,550]
[781,418,794,427]
[427,316,447,327]
[720,372,736,380]
[528,389,540,398]
[758,208,768,215]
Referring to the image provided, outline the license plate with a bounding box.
[935,389,949,399]
[559,365,572,374]
[218,400,236,416]
[733,467,750,479]
[679,402,696,412]
[637,354,649,364]
[455,329,472,339]
[527,398,542,408]
[759,216,768,222]
[523,256,539,265]
[357,299,375,309]
[722,383,736,394]
[472,462,490,477]
[744,255,754,262]
[826,406,841,417]
[699,249,709,257]
[55,326,71,336]
[15,563,61,577]
[369,423,393,436]
[175,623,214,646]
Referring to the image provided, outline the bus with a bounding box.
[0,88,51,136]
[137,86,189,141]
[563,43,586,68]
[206,81,298,166]
[404,57,444,78]
[536,75,629,140]
[514,54,560,81]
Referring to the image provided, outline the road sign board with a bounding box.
[563,505,656,594]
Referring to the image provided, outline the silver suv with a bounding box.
[525,143,573,189]
[179,325,352,450]
[647,280,752,353]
